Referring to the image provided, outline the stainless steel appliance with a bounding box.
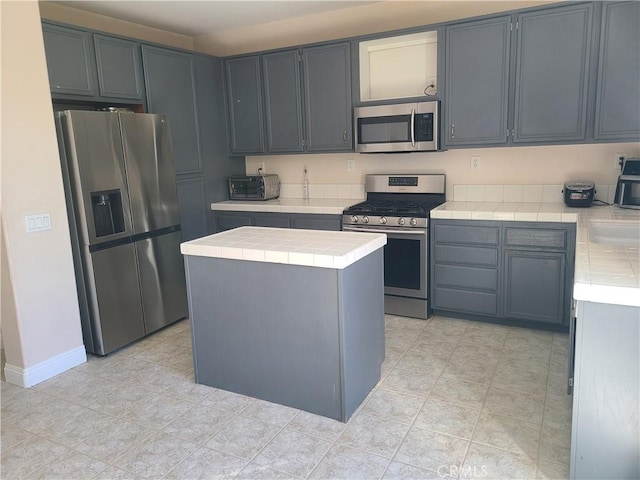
[563,181,595,207]
[342,174,446,319]
[354,101,440,153]
[614,158,640,209]
[57,110,188,355]
[228,174,280,200]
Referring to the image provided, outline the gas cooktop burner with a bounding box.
[344,199,441,217]
[342,174,446,229]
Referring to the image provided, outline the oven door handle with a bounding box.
[342,226,426,236]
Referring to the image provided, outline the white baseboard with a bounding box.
[4,345,87,388]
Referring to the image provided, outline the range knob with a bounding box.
[362,216,369,224]
[410,218,418,226]
[398,217,406,226]
[350,215,358,223]
[379,216,387,225]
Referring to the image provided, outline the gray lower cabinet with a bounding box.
[593,1,640,141]
[291,214,342,231]
[214,211,341,233]
[503,250,565,324]
[215,212,253,232]
[502,224,572,325]
[42,23,97,97]
[224,56,265,155]
[513,3,593,143]
[93,34,144,101]
[253,213,291,228]
[444,16,511,146]
[432,221,500,316]
[431,219,575,330]
[176,176,208,241]
[571,301,639,479]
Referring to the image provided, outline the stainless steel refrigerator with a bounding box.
[56,110,188,355]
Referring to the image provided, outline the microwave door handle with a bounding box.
[410,109,416,147]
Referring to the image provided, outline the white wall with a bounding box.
[1,0,85,386]
[38,1,194,51]
[246,142,640,200]
[193,0,555,56]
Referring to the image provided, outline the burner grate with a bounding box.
[344,199,444,217]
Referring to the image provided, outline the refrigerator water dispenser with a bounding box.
[91,190,125,237]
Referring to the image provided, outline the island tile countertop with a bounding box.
[432,202,640,307]
[211,198,363,215]
[181,226,386,269]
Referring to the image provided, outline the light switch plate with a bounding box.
[26,213,51,233]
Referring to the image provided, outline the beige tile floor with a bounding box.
[1,315,572,479]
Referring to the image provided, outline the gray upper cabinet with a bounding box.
[262,50,304,152]
[513,3,593,143]
[303,43,352,151]
[94,35,144,100]
[593,1,640,141]
[42,23,96,97]
[142,46,202,174]
[444,16,511,146]
[225,56,265,155]
[227,43,352,155]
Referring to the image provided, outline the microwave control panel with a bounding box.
[415,113,434,141]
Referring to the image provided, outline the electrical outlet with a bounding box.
[470,156,481,170]
[614,153,625,170]
[347,159,355,172]
[257,161,265,174]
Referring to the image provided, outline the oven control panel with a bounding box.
[388,176,419,187]
[343,215,427,228]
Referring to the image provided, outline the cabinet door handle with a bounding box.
[450,123,455,139]
[343,130,348,144]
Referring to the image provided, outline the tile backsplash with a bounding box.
[452,184,617,204]
[280,183,365,199]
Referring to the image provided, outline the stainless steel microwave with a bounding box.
[354,101,440,153]
[614,159,640,209]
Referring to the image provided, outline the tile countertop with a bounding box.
[431,202,640,307]
[180,226,387,270]
[211,198,363,215]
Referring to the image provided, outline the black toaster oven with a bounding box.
[228,175,280,200]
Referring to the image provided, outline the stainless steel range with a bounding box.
[342,174,446,319]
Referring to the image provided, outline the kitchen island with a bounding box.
[180,226,386,422]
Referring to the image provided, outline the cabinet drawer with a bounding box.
[253,213,290,228]
[434,224,499,246]
[434,245,498,267]
[433,287,498,316]
[504,227,567,249]
[435,264,498,291]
